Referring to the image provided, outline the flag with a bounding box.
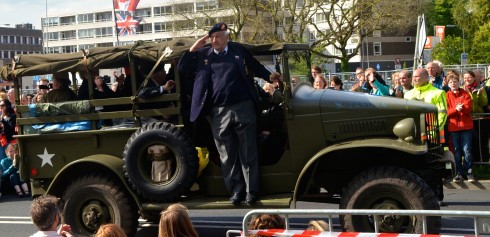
[114,0,140,13]
[413,14,427,68]
[116,12,142,36]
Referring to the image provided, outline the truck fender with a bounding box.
[291,138,428,207]
[46,154,143,210]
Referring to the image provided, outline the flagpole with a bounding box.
[112,0,120,46]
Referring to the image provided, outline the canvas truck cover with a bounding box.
[0,38,309,81]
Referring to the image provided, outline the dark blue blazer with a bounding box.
[178,42,271,122]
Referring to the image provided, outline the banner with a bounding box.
[435,25,445,41]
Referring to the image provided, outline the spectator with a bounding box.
[158,203,198,237]
[95,224,127,237]
[0,99,16,159]
[365,68,389,96]
[290,76,299,90]
[350,67,367,92]
[446,73,475,182]
[33,93,45,104]
[394,70,413,98]
[404,68,447,204]
[263,83,275,96]
[248,214,285,237]
[306,220,329,231]
[0,143,30,197]
[0,91,6,101]
[29,195,73,237]
[41,72,77,103]
[112,74,126,97]
[329,76,343,90]
[426,62,444,90]
[26,94,34,104]
[474,69,490,162]
[38,78,51,95]
[311,65,322,80]
[7,88,15,105]
[313,74,327,89]
[390,72,400,96]
[463,70,488,114]
[433,60,445,79]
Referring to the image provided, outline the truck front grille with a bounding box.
[424,112,443,153]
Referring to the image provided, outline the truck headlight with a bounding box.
[393,118,416,143]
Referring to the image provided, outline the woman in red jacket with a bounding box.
[446,73,475,182]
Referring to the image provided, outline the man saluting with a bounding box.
[178,22,278,205]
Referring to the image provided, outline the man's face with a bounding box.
[413,69,428,86]
[426,63,437,77]
[154,70,166,85]
[399,72,411,87]
[210,31,228,52]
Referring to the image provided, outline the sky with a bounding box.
[0,0,164,30]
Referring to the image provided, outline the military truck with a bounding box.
[0,39,452,236]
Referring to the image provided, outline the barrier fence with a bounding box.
[226,209,490,237]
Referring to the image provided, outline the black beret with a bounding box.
[208,22,228,36]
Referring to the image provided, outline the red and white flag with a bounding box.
[116,12,142,36]
[113,0,140,12]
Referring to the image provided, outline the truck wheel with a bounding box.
[340,166,441,234]
[62,174,138,237]
[123,122,199,202]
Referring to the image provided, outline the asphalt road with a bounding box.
[0,189,489,237]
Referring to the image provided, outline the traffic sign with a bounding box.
[461,53,468,65]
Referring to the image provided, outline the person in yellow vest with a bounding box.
[404,68,447,137]
[404,68,447,206]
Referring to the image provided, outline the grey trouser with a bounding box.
[211,99,259,194]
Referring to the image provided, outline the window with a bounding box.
[95,12,113,22]
[60,16,76,25]
[42,17,59,27]
[196,1,218,11]
[174,3,194,13]
[47,47,60,53]
[97,42,114,47]
[16,36,21,44]
[2,51,8,58]
[351,38,359,44]
[61,30,76,40]
[79,44,95,50]
[78,29,95,39]
[137,24,152,34]
[154,6,172,16]
[174,20,194,31]
[196,18,213,29]
[309,31,316,43]
[155,22,170,32]
[78,13,94,23]
[373,30,381,37]
[135,8,151,17]
[316,13,327,23]
[95,27,113,37]
[45,32,59,41]
[22,37,27,44]
[10,36,15,43]
[373,42,382,55]
[61,45,77,53]
[2,36,8,43]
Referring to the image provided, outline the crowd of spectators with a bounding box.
[322,63,490,182]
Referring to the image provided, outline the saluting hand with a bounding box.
[190,35,209,52]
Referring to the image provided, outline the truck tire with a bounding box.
[123,122,199,202]
[340,166,441,234]
[62,174,138,237]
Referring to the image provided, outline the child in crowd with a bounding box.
[446,73,475,182]
[0,143,30,197]
[95,223,127,237]
[158,203,198,237]
[248,214,285,237]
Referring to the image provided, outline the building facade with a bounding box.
[0,24,43,89]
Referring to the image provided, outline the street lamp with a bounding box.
[446,24,466,65]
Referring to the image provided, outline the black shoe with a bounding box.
[230,192,244,205]
[246,193,259,205]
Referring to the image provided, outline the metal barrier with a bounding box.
[227,209,490,237]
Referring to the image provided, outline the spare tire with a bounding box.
[123,122,198,202]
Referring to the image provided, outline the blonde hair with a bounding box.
[306,220,329,231]
[95,224,127,237]
[158,204,198,237]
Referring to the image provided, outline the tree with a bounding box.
[469,22,490,63]
[431,35,463,65]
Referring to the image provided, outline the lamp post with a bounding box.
[446,24,466,64]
